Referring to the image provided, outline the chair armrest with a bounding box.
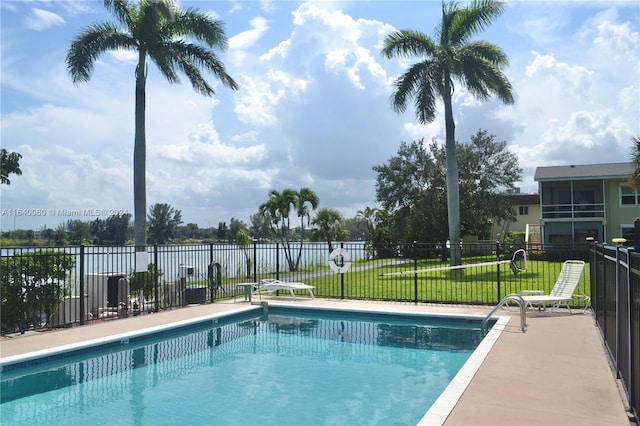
[520,290,545,296]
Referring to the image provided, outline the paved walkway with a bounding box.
[0,299,633,425]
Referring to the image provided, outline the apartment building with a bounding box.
[534,162,638,245]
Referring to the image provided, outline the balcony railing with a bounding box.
[542,203,605,219]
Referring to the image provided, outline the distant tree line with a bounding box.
[1,130,523,253]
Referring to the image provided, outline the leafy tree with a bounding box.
[381,0,513,265]
[106,213,132,244]
[630,135,640,190]
[235,229,252,278]
[249,212,273,240]
[311,208,348,253]
[181,223,202,240]
[1,250,75,332]
[147,203,182,244]
[258,188,319,271]
[356,207,396,259]
[90,214,131,245]
[54,225,69,246]
[0,149,22,185]
[343,217,367,241]
[40,228,56,244]
[374,130,521,244]
[228,217,248,243]
[65,220,91,244]
[66,0,238,251]
[1,229,35,245]
[216,222,228,241]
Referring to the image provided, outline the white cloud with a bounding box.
[524,51,593,97]
[25,8,65,31]
[229,16,269,50]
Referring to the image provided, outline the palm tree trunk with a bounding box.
[295,220,304,271]
[444,93,461,266]
[134,62,147,250]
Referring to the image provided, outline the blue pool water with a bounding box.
[1,307,488,425]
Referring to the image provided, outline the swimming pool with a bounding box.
[0,305,507,425]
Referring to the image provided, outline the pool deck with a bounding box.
[0,298,633,426]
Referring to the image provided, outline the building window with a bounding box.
[518,206,529,215]
[620,185,640,206]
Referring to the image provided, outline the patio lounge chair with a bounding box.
[520,260,590,313]
[254,279,315,300]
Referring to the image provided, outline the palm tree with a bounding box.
[311,208,347,253]
[381,0,513,265]
[258,189,298,270]
[66,0,238,251]
[356,206,378,240]
[630,136,640,190]
[235,229,252,278]
[293,187,319,269]
[258,188,318,271]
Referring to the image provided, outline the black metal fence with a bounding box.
[590,243,639,421]
[1,241,593,335]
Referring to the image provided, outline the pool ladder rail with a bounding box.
[481,293,527,336]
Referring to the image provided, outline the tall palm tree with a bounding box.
[66,0,238,250]
[381,0,513,265]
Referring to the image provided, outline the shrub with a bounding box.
[1,250,75,333]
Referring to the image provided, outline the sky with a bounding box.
[1,0,639,232]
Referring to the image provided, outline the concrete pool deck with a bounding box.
[0,298,633,425]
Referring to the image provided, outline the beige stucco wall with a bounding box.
[604,179,640,242]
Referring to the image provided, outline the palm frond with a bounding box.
[456,42,513,104]
[450,0,506,45]
[381,30,435,59]
[170,8,229,49]
[391,61,438,123]
[103,0,135,28]
[159,41,237,93]
[66,23,137,83]
[149,48,180,84]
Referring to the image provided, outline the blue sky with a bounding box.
[1,0,639,232]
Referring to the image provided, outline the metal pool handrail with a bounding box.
[482,293,527,336]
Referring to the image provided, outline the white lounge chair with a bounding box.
[520,260,590,313]
[254,279,315,300]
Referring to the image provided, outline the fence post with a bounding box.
[615,242,622,376]
[414,241,418,305]
[634,217,639,250]
[153,244,159,312]
[276,242,280,280]
[79,244,85,326]
[253,239,257,281]
[340,242,345,300]
[209,243,214,302]
[496,241,501,304]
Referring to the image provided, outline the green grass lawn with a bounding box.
[286,257,591,308]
